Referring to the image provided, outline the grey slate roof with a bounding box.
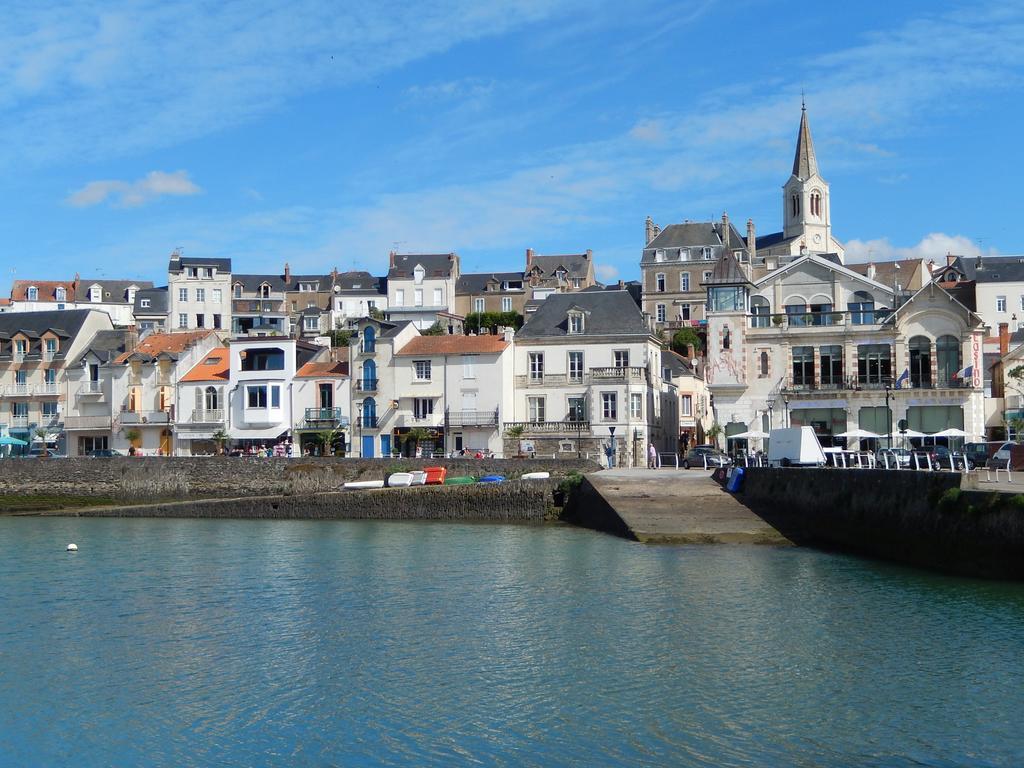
[81,279,154,305]
[954,255,1024,283]
[134,287,168,315]
[456,272,525,294]
[169,256,231,272]
[0,309,96,358]
[379,320,413,338]
[334,271,386,292]
[516,290,649,339]
[389,254,457,279]
[643,222,749,263]
[792,106,819,179]
[755,231,799,250]
[233,274,290,292]
[661,349,698,378]
[68,329,132,366]
[527,254,591,280]
[702,249,752,286]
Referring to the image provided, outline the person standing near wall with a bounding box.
[648,442,657,469]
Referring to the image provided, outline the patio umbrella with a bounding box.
[836,429,881,439]
[931,428,971,438]
[730,430,770,439]
[0,435,27,446]
[897,429,927,439]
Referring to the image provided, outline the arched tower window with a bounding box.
[909,336,931,388]
[791,194,800,217]
[810,191,821,217]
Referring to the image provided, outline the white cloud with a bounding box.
[844,232,997,264]
[628,119,666,144]
[403,78,495,105]
[596,264,619,282]
[67,170,201,208]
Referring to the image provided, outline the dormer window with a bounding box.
[187,267,199,278]
[413,265,425,285]
[234,283,243,298]
[568,312,585,335]
[127,287,137,304]
[259,283,271,298]
[141,298,151,308]
[680,248,690,261]
[655,250,665,262]
[55,287,66,302]
[27,286,39,301]
[89,286,102,302]
[702,247,713,260]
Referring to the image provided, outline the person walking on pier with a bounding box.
[648,443,657,469]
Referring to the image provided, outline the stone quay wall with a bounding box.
[62,481,555,522]
[740,468,1024,579]
[1,457,597,502]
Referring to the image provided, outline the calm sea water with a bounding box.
[1,518,1023,767]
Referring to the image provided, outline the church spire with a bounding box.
[791,102,818,180]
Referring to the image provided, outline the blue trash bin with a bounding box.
[726,467,745,493]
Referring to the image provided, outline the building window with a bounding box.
[702,247,713,260]
[820,345,842,386]
[234,284,243,298]
[614,350,629,369]
[655,250,665,262]
[997,295,1007,313]
[178,313,187,329]
[187,267,198,278]
[474,298,485,313]
[681,395,693,416]
[680,273,690,291]
[501,296,512,312]
[241,348,285,371]
[45,338,57,356]
[702,271,713,283]
[630,392,642,420]
[528,396,546,422]
[568,313,584,334]
[791,194,800,217]
[909,336,932,388]
[601,392,617,421]
[656,273,666,292]
[271,386,280,408]
[848,291,875,325]
[414,360,432,380]
[414,289,423,306]
[141,298,151,308]
[204,268,213,278]
[26,286,38,301]
[304,316,319,331]
[412,397,434,419]
[571,277,582,289]
[213,314,221,329]
[395,289,405,307]
[857,344,892,385]
[178,288,188,302]
[936,335,961,386]
[212,289,222,303]
[680,304,691,321]
[55,287,66,302]
[90,287,102,302]
[196,314,205,329]
[810,191,821,217]
[433,288,443,306]
[247,385,267,408]
[750,296,770,327]
[656,304,666,322]
[196,288,205,302]
[462,355,475,379]
[259,284,271,298]
[15,369,26,385]
[413,265,425,285]
[567,395,586,422]
[42,401,58,418]
[568,351,584,382]
[723,327,731,350]
[792,346,814,386]
[529,352,544,381]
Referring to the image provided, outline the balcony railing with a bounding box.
[10,416,29,428]
[8,384,33,396]
[43,351,56,362]
[785,376,975,393]
[515,368,647,387]
[37,383,59,395]
[82,381,104,394]
[233,299,286,314]
[355,379,379,392]
[356,416,379,428]
[189,409,225,423]
[446,409,499,427]
[13,352,25,363]
[303,407,348,426]
[504,420,591,434]
[750,309,896,330]
[120,410,172,424]
[590,366,648,383]
[358,343,376,356]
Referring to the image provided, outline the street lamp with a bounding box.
[782,394,790,428]
[883,376,893,450]
[767,401,774,431]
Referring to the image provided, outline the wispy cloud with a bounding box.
[403,78,495,107]
[67,170,201,208]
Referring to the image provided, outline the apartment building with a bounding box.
[10,277,154,326]
[511,290,667,464]
[0,309,114,453]
[167,253,232,332]
[385,253,459,330]
[454,271,527,317]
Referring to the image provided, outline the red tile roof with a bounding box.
[296,359,349,378]
[115,330,214,363]
[180,349,230,382]
[11,280,75,302]
[396,335,509,355]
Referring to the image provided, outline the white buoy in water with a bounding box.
[66,543,78,552]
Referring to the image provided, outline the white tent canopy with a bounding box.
[730,430,770,439]
[836,429,881,439]
[931,428,973,438]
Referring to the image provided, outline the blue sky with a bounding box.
[1,0,1022,294]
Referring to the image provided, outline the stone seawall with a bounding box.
[0,457,596,502]
[51,481,555,521]
[740,468,1024,579]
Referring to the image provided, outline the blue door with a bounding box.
[361,435,375,458]
[380,434,391,457]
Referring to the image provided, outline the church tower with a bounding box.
[782,103,843,260]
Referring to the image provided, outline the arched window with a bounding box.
[26,286,38,301]
[759,350,769,377]
[723,327,731,350]
[233,283,243,298]
[909,336,931,388]
[810,191,821,217]
[936,335,961,386]
[204,386,220,411]
[259,284,271,298]
[848,290,875,325]
[362,398,377,427]
[362,359,377,391]
[750,296,771,328]
[362,325,376,354]
[791,194,800,217]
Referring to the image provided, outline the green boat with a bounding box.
[444,476,476,485]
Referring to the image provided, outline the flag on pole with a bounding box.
[894,368,910,389]
[952,365,974,380]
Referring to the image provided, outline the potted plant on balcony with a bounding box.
[771,314,784,327]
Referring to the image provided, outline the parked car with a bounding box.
[86,449,122,458]
[875,447,912,468]
[23,447,64,459]
[910,445,965,470]
[991,441,1016,465]
[962,441,1005,469]
[682,445,731,469]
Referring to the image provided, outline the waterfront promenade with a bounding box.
[579,468,790,545]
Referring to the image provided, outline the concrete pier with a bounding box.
[573,468,790,544]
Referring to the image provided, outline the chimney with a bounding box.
[504,326,515,342]
[585,249,592,261]
[867,262,876,281]
[525,248,534,270]
[284,262,291,284]
[946,252,956,267]
[331,267,338,285]
[927,259,936,273]
[721,212,730,247]
[645,216,656,245]
[746,218,756,258]
[617,279,625,289]
[389,250,397,269]
[1000,322,1010,355]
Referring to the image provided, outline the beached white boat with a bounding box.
[386,472,414,487]
[521,471,550,480]
[343,480,385,490]
[409,471,427,486]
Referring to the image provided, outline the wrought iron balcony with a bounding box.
[355,379,379,392]
[446,409,499,427]
[303,407,348,426]
[65,415,113,430]
[356,416,379,428]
